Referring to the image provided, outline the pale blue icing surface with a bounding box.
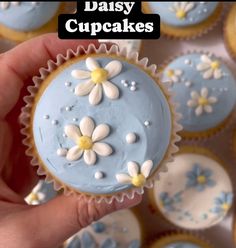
[161,53,236,132]
[147,2,218,27]
[0,2,60,31]
[33,56,172,195]
[164,242,201,248]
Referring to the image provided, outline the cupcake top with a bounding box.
[151,150,233,229]
[31,53,174,195]
[25,180,57,205]
[161,52,236,133]
[146,2,219,27]
[64,209,141,248]
[0,2,60,31]
[150,234,212,248]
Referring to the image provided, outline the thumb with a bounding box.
[5,194,142,248]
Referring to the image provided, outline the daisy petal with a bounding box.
[93,143,112,156]
[89,83,102,105]
[180,2,187,9]
[105,60,122,79]
[172,75,178,83]
[191,91,200,100]
[201,55,212,64]
[203,68,213,79]
[127,161,139,177]
[75,80,94,96]
[86,57,100,71]
[64,125,81,142]
[197,63,211,71]
[141,160,153,178]
[66,146,83,161]
[175,70,183,76]
[187,100,198,108]
[71,70,91,79]
[92,124,110,142]
[204,105,213,113]
[80,117,95,137]
[184,2,195,12]
[195,105,203,116]
[214,69,222,79]
[84,150,96,165]
[116,174,132,184]
[102,81,119,99]
[201,87,208,98]
[208,97,218,104]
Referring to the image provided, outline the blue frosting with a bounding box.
[33,56,172,195]
[92,222,106,233]
[161,53,236,132]
[147,2,218,27]
[164,242,202,248]
[0,2,60,31]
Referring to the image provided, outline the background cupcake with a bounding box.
[142,2,222,39]
[149,146,234,230]
[159,52,236,139]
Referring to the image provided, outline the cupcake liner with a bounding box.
[158,50,236,141]
[20,43,182,204]
[142,2,224,41]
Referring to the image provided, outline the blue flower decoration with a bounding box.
[211,192,233,214]
[186,164,216,192]
[159,192,175,212]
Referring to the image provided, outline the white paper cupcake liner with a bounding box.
[20,43,182,204]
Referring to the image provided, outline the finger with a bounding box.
[0,33,98,118]
[13,194,142,248]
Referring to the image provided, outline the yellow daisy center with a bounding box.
[176,10,186,19]
[29,193,39,202]
[132,174,146,187]
[91,68,108,84]
[221,203,230,211]
[167,69,174,77]
[198,97,208,106]
[211,61,220,69]
[78,136,93,150]
[197,175,206,184]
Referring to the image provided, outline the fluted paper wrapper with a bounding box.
[20,44,182,204]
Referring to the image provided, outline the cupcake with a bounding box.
[224,4,236,61]
[0,2,64,42]
[149,146,234,230]
[25,180,58,205]
[149,233,213,248]
[21,44,181,203]
[159,52,236,139]
[142,2,222,39]
[64,209,142,247]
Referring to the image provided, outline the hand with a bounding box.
[0,33,142,248]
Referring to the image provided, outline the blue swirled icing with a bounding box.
[164,242,202,248]
[0,2,60,31]
[161,53,236,133]
[147,2,219,27]
[33,56,172,195]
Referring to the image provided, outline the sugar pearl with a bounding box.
[126,133,137,144]
[95,171,104,180]
[121,79,127,84]
[130,86,137,91]
[52,120,58,125]
[43,115,49,120]
[65,81,72,87]
[65,106,72,111]
[57,148,67,157]
[131,81,137,86]
[144,121,150,127]
[124,83,129,87]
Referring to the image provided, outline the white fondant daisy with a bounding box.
[25,182,45,205]
[116,160,153,187]
[71,57,122,105]
[187,88,218,116]
[165,69,183,85]
[64,117,112,165]
[197,55,222,79]
[169,2,195,19]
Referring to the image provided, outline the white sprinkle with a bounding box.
[43,115,49,120]
[73,118,78,122]
[124,83,129,87]
[52,120,58,125]
[184,59,191,65]
[185,81,192,87]
[57,148,67,157]
[65,106,72,112]
[126,133,137,144]
[70,88,75,93]
[131,81,137,86]
[144,121,150,127]
[65,81,72,87]
[95,171,104,180]
[121,79,127,84]
[203,8,208,13]
[63,133,67,138]
[130,86,137,91]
